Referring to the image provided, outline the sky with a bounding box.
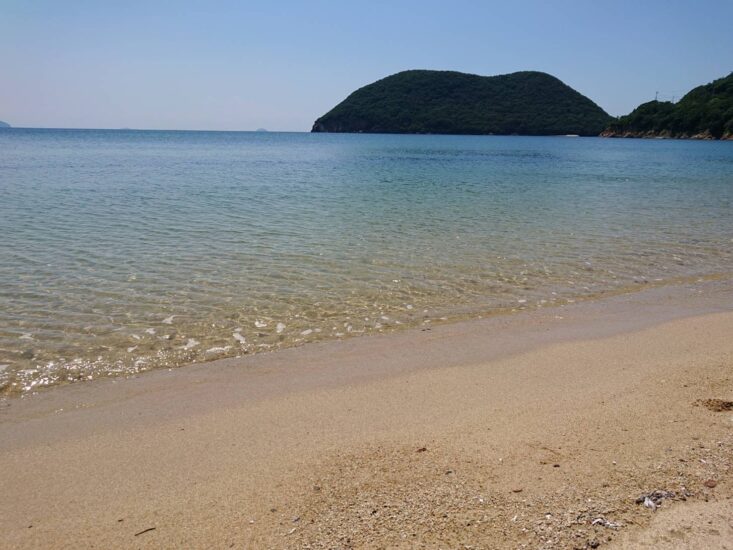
[1,0,732,131]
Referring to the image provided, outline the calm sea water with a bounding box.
[1,129,732,395]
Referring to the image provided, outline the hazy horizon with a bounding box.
[2,0,732,131]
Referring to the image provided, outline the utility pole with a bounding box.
[655,91,659,101]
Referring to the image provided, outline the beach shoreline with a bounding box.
[4,129,733,401]
[1,277,732,548]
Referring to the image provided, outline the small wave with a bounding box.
[181,338,199,350]
[206,346,232,354]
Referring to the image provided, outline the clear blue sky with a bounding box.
[1,0,731,131]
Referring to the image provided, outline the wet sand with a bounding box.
[1,278,732,549]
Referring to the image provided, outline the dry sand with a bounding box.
[1,278,732,549]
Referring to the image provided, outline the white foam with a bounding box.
[233,332,247,345]
[300,329,313,336]
[162,315,175,324]
[19,333,33,340]
[254,320,268,328]
[276,322,286,334]
[145,328,156,335]
[206,346,232,354]
[181,338,199,350]
[127,346,138,353]
[0,365,8,373]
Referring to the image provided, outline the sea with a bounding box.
[1,128,732,396]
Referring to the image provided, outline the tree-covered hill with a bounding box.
[603,73,733,139]
[312,70,611,136]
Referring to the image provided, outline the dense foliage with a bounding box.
[312,70,611,136]
[605,73,733,138]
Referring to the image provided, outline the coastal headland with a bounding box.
[1,278,732,548]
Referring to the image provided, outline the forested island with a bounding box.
[0,121,11,128]
[312,70,611,136]
[602,73,733,140]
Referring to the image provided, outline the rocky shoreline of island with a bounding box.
[600,128,733,140]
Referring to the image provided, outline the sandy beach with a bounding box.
[1,277,732,549]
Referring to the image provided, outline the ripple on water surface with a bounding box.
[1,130,732,395]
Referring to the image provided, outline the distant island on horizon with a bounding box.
[3,72,731,139]
[312,70,611,136]
[312,69,733,140]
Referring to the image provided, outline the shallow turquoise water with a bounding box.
[1,129,732,394]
